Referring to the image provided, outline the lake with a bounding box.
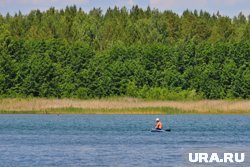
[0,114,249,166]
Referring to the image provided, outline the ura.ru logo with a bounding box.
[189,153,245,163]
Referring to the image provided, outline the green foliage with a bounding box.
[0,6,249,99]
[126,81,138,97]
[137,87,202,100]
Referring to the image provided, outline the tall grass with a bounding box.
[0,98,249,114]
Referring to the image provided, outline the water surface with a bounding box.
[0,115,249,166]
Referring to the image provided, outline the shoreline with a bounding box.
[0,98,249,114]
[0,109,249,115]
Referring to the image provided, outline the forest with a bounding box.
[0,5,249,99]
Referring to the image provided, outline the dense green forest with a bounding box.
[0,6,249,99]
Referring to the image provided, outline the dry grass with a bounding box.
[0,98,250,114]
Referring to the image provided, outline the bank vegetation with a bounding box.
[0,98,249,114]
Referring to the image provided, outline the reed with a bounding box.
[0,98,249,114]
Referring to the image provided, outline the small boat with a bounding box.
[151,128,171,132]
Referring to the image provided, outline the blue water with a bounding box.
[0,115,249,167]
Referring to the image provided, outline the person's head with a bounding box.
[155,118,160,122]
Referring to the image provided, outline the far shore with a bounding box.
[0,98,249,114]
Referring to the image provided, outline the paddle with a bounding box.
[165,117,171,131]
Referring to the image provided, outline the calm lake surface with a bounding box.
[0,114,249,167]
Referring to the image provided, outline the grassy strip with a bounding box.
[0,107,180,114]
[0,107,249,114]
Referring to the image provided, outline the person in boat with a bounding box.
[155,118,163,130]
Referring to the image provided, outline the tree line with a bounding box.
[0,6,249,99]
